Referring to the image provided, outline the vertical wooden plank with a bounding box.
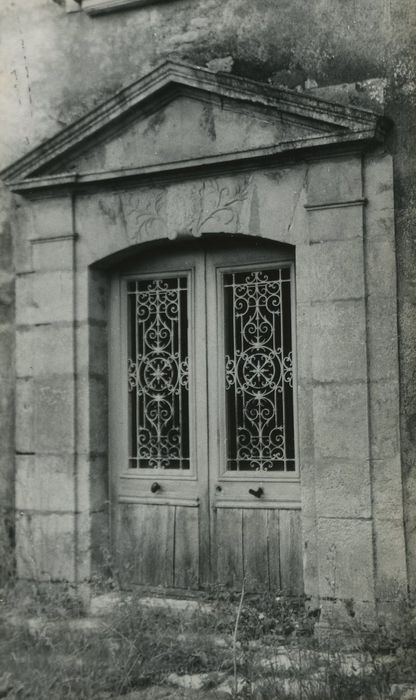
[216,508,244,588]
[143,505,175,587]
[118,504,175,587]
[243,509,269,591]
[174,506,200,589]
[267,509,281,591]
[279,510,304,596]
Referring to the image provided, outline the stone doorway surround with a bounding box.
[1,60,407,620]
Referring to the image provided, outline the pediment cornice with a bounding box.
[1,60,390,193]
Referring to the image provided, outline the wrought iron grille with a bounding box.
[224,267,295,472]
[127,277,190,469]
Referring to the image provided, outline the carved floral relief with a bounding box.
[118,175,253,243]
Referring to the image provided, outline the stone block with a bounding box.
[76,376,108,453]
[32,237,74,272]
[296,382,315,468]
[372,455,404,519]
[15,454,75,512]
[0,272,14,324]
[307,204,363,243]
[313,382,369,461]
[15,377,34,453]
[15,327,32,378]
[16,324,74,378]
[365,235,397,299]
[374,517,408,598]
[306,155,362,206]
[76,322,108,377]
[89,454,109,512]
[253,166,309,245]
[16,511,76,581]
[76,269,108,324]
[299,461,316,520]
[31,197,73,240]
[366,294,398,382]
[11,198,34,274]
[75,193,132,267]
[315,459,372,518]
[16,271,74,325]
[90,377,108,452]
[295,301,312,385]
[34,376,75,453]
[37,324,74,376]
[73,457,90,515]
[74,454,108,514]
[0,378,13,439]
[312,300,367,383]
[0,454,14,508]
[317,517,375,602]
[90,509,110,577]
[0,324,14,378]
[297,239,365,304]
[0,223,12,271]
[364,152,395,234]
[369,379,400,459]
[76,510,92,582]
[300,515,319,602]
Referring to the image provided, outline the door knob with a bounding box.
[248,487,264,498]
[151,482,161,493]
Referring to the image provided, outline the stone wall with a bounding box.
[0,0,415,590]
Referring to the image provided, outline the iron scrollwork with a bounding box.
[128,277,190,470]
[224,269,295,472]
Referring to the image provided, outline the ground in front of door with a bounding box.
[1,589,416,699]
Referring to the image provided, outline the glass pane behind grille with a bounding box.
[127,277,189,469]
[224,268,295,472]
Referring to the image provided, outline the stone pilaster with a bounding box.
[304,154,376,621]
[15,195,80,582]
[363,151,407,602]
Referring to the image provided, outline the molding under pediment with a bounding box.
[1,60,390,193]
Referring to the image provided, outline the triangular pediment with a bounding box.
[1,60,389,192]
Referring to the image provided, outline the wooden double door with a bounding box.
[109,240,303,593]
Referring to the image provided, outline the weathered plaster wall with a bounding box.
[0,0,415,588]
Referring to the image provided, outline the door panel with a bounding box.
[206,245,301,591]
[110,250,208,588]
[118,502,176,587]
[110,242,302,592]
[215,506,303,593]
